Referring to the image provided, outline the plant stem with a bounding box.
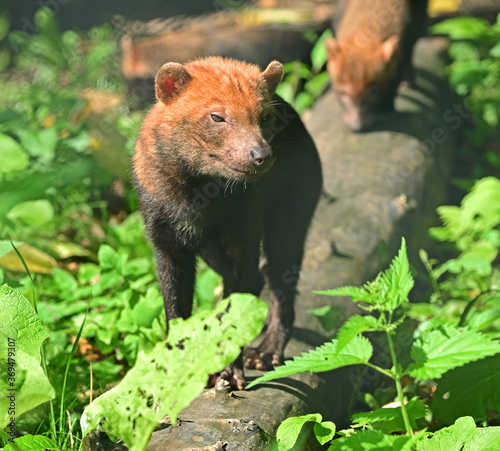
[364,362,394,380]
[386,330,414,437]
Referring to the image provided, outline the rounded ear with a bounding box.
[325,37,340,59]
[381,36,399,62]
[155,62,192,104]
[262,61,284,95]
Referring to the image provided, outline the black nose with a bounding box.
[249,146,273,168]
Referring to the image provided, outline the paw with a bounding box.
[207,363,246,390]
[243,346,283,371]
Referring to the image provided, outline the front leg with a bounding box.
[146,218,197,321]
[154,244,196,320]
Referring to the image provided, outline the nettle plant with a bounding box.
[417,176,500,335]
[247,238,500,450]
[431,14,500,175]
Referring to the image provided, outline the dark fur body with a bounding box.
[327,0,428,131]
[133,57,322,387]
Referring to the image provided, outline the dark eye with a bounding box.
[211,113,225,123]
[261,114,270,123]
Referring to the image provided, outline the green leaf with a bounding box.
[351,398,427,434]
[97,244,120,270]
[3,434,60,451]
[277,413,319,450]
[314,421,336,445]
[448,41,481,62]
[0,158,95,217]
[81,294,267,450]
[7,199,54,226]
[379,238,414,310]
[307,305,342,333]
[416,416,500,451]
[0,285,56,429]
[0,133,29,176]
[317,239,413,312]
[276,413,335,450]
[194,263,223,310]
[408,323,500,379]
[463,426,500,451]
[246,335,373,389]
[328,429,413,451]
[336,315,379,350]
[18,127,58,162]
[431,355,500,424]
[310,29,333,73]
[430,16,492,39]
[132,287,164,328]
[432,177,500,247]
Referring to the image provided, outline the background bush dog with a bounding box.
[326,0,428,131]
[133,57,322,389]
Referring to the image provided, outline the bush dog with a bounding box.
[133,57,322,389]
[326,0,428,131]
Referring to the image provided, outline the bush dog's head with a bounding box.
[325,37,399,131]
[153,57,284,182]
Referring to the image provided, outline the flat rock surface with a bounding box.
[146,35,458,450]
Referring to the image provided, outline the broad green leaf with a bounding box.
[81,294,267,451]
[276,413,322,450]
[0,158,95,217]
[448,41,480,62]
[379,238,414,310]
[276,413,335,450]
[194,264,223,310]
[463,426,500,451]
[310,29,333,72]
[351,398,427,434]
[314,421,336,446]
[336,315,379,350]
[328,429,413,451]
[246,335,373,389]
[317,239,413,312]
[468,308,500,331]
[7,199,54,226]
[408,323,500,379]
[0,133,29,176]
[430,17,492,39]
[431,355,500,424]
[0,243,56,274]
[0,285,56,429]
[97,244,121,270]
[431,177,500,247]
[3,434,60,451]
[132,287,163,328]
[18,128,58,162]
[416,416,500,451]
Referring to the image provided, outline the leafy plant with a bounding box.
[0,285,56,430]
[431,14,500,178]
[81,293,268,450]
[276,29,332,113]
[247,239,500,450]
[0,7,139,252]
[416,177,500,337]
